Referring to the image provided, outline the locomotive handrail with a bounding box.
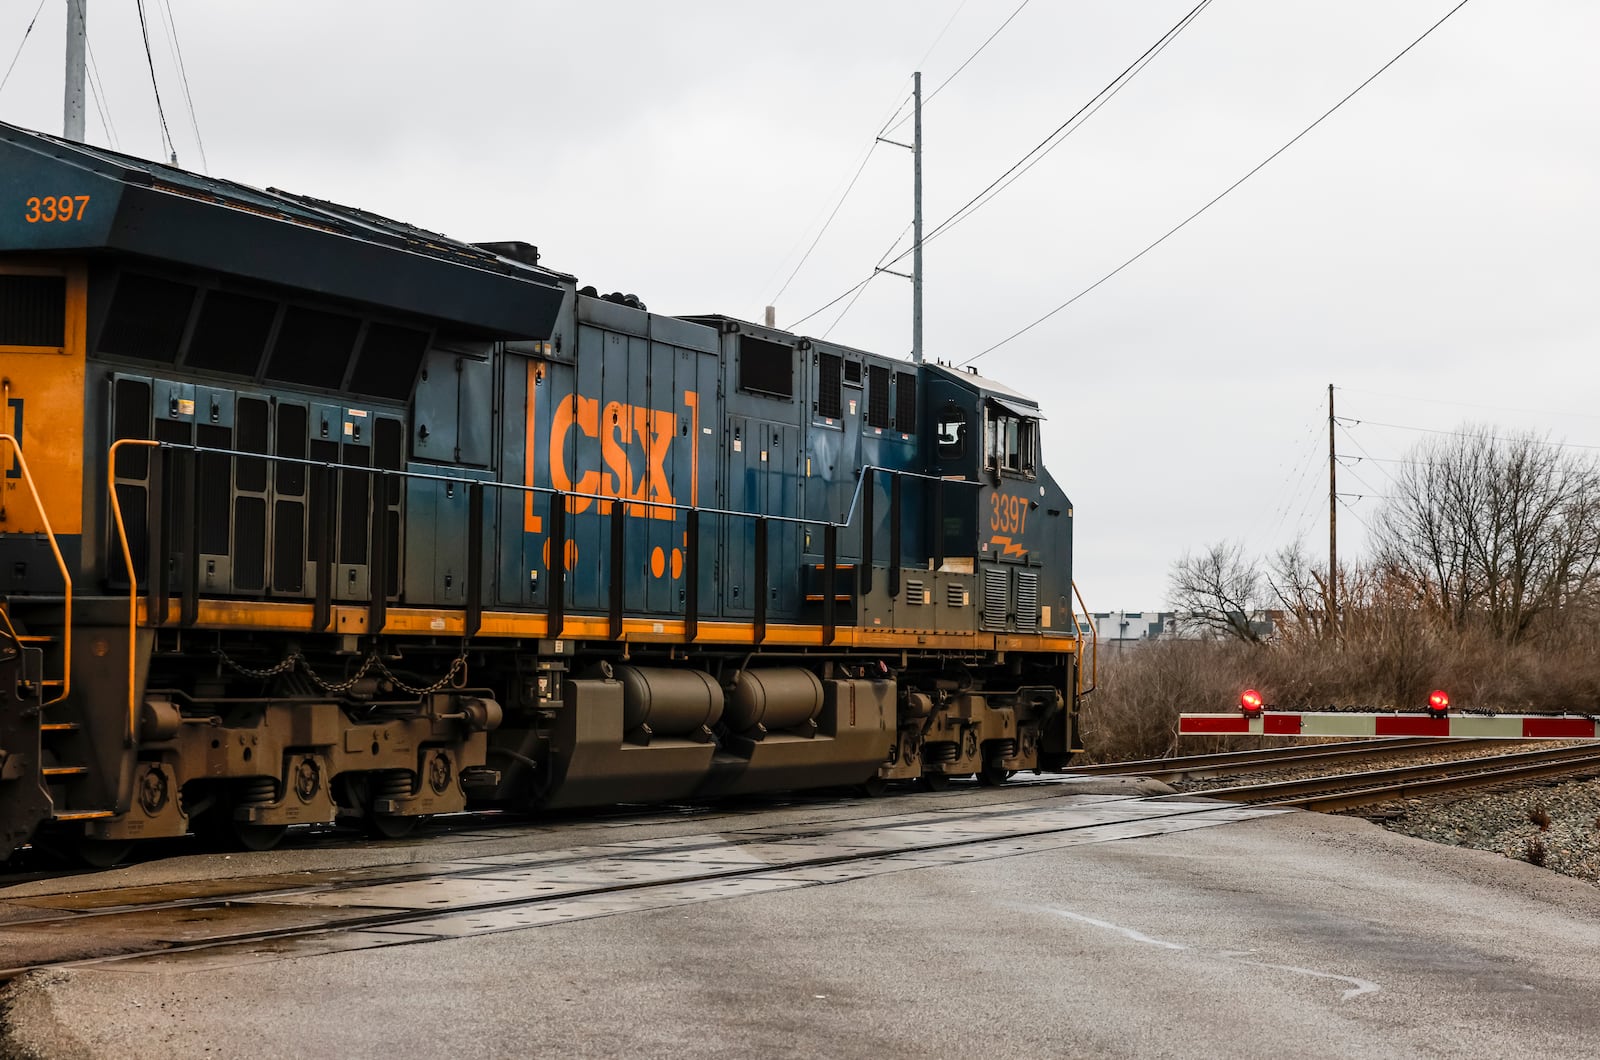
[108,438,159,746]
[122,440,979,533]
[0,433,72,708]
[1071,580,1097,696]
[112,438,1004,646]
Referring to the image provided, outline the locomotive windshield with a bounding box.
[985,400,1037,476]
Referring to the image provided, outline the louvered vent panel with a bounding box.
[982,569,1009,629]
[1015,572,1039,632]
[906,578,927,605]
[946,582,969,608]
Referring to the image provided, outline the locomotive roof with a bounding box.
[925,360,1041,410]
[0,121,566,338]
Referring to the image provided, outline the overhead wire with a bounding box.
[960,0,1475,368]
[133,0,177,164]
[156,0,207,171]
[1333,384,1600,423]
[908,0,1213,261]
[0,0,48,100]
[85,40,118,148]
[1335,416,1600,451]
[768,0,980,309]
[789,0,1213,331]
[882,0,1031,136]
[823,223,915,338]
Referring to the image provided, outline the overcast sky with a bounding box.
[3,0,1596,608]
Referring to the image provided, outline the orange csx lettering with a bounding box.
[548,392,683,520]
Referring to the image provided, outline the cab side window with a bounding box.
[937,403,968,460]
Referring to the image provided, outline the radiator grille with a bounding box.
[982,569,1009,629]
[0,275,65,347]
[1015,572,1039,632]
[946,582,969,608]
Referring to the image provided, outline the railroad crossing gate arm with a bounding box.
[1178,711,1600,740]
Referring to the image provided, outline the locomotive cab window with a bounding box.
[985,403,1037,477]
[937,403,968,460]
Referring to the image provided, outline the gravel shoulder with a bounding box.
[1378,777,1600,886]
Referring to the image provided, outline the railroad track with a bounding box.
[1072,737,1485,782]
[1177,744,1600,812]
[0,782,1279,981]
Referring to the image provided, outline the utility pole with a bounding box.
[911,70,923,364]
[875,71,924,363]
[63,0,87,142]
[1328,383,1338,634]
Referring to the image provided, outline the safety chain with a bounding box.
[213,645,465,697]
[213,647,300,680]
[368,651,468,696]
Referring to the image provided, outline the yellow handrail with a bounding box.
[0,433,72,707]
[1071,580,1097,697]
[107,438,159,746]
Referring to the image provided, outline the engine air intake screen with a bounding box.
[266,306,360,390]
[99,273,196,363]
[817,352,843,419]
[348,322,430,400]
[186,290,277,375]
[866,365,891,429]
[894,371,917,433]
[0,275,66,347]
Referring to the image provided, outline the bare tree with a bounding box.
[1266,537,1330,640]
[1372,425,1600,644]
[1170,540,1266,643]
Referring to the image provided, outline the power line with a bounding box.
[0,0,48,100]
[1334,384,1600,423]
[1336,422,1399,486]
[157,0,207,172]
[85,40,118,149]
[1337,416,1600,451]
[769,1,986,308]
[912,0,1213,258]
[822,224,914,338]
[769,141,884,306]
[961,0,1476,368]
[883,0,1032,136]
[134,0,177,163]
[792,0,1214,331]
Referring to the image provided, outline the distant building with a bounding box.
[1089,610,1280,647]
[1089,611,1177,646]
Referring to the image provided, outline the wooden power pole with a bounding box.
[1328,383,1337,633]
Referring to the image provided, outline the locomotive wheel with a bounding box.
[367,813,423,840]
[915,773,951,792]
[231,822,288,852]
[978,763,1016,787]
[73,838,133,869]
[857,776,889,798]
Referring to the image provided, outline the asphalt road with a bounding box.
[4,794,1600,1059]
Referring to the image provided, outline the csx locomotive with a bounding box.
[0,121,1089,864]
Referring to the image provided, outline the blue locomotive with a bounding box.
[0,121,1089,863]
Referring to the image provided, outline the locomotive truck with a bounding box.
[0,121,1091,865]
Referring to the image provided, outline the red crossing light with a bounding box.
[1239,689,1264,716]
[1426,689,1451,717]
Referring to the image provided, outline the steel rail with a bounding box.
[1188,744,1600,810]
[1072,737,1469,779]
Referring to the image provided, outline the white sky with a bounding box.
[3,1,1596,608]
